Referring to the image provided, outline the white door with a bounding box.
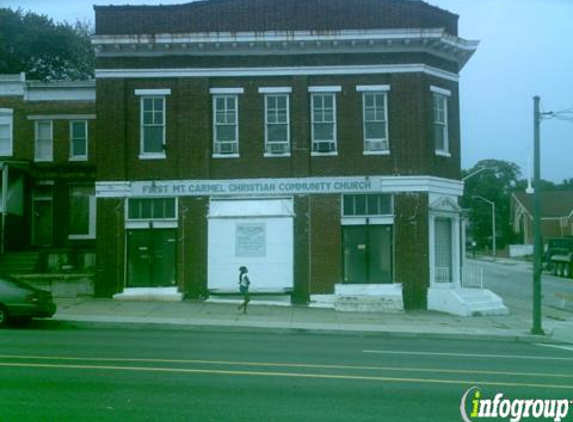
[208,199,293,292]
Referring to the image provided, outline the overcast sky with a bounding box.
[2,0,572,183]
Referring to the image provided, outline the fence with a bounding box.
[461,264,484,289]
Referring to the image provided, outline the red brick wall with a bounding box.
[309,194,341,294]
[394,192,430,310]
[95,197,125,297]
[179,196,209,298]
[95,73,460,182]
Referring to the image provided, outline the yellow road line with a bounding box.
[0,354,571,380]
[1,361,573,390]
[363,349,573,361]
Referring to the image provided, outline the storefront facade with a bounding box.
[92,0,477,309]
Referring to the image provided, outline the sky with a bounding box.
[2,0,572,183]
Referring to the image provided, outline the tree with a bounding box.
[0,8,94,81]
[461,159,522,252]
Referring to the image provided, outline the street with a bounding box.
[470,258,573,321]
[1,327,573,422]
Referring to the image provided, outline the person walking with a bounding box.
[238,266,251,314]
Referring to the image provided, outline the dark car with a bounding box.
[0,275,57,327]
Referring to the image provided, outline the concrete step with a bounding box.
[0,251,42,274]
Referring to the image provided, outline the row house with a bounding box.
[0,73,96,271]
[91,0,485,312]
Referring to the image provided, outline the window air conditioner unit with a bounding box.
[314,141,335,153]
[218,142,236,154]
[365,140,388,152]
[268,143,288,154]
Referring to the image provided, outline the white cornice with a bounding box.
[92,28,478,69]
[95,64,460,83]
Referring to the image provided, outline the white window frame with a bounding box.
[359,88,390,155]
[429,212,461,287]
[0,109,13,157]
[212,94,239,157]
[309,87,340,156]
[125,197,179,229]
[34,120,53,162]
[69,120,88,161]
[68,185,96,240]
[139,96,167,159]
[431,86,451,157]
[263,92,290,157]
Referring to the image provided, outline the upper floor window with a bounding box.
[135,89,171,159]
[69,120,88,161]
[35,120,53,162]
[261,88,291,156]
[357,86,390,154]
[0,109,13,157]
[310,86,340,155]
[212,93,240,156]
[431,86,451,156]
[141,97,166,157]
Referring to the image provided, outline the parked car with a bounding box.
[0,274,57,327]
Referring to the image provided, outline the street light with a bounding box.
[462,166,498,181]
[472,195,496,258]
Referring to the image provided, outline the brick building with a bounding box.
[0,73,96,272]
[92,0,480,311]
[512,191,573,245]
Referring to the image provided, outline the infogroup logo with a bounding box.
[460,387,572,422]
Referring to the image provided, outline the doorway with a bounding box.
[32,186,53,247]
[342,225,393,284]
[127,228,177,287]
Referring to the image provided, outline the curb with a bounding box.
[27,317,567,345]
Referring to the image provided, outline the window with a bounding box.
[434,217,453,283]
[70,120,88,160]
[343,194,393,216]
[362,92,389,153]
[0,109,13,156]
[310,88,339,154]
[140,97,166,157]
[431,87,450,155]
[128,198,177,220]
[35,120,53,161]
[213,95,239,156]
[264,94,290,155]
[69,186,96,239]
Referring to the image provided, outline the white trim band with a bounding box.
[430,86,452,96]
[356,85,391,92]
[134,88,171,96]
[96,176,464,198]
[258,87,292,94]
[209,87,245,94]
[308,86,342,93]
[96,64,459,83]
[27,114,96,120]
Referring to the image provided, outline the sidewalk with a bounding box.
[48,296,573,345]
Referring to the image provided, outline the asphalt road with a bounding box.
[1,327,573,422]
[471,258,573,321]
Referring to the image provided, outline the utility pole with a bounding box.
[532,96,543,335]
